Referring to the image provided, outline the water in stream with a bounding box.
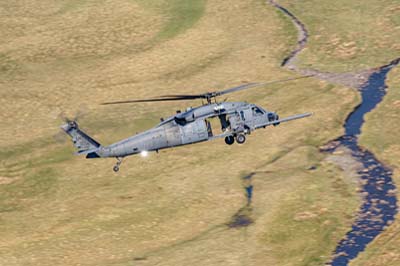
[322,64,398,265]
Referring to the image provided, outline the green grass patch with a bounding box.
[0,53,22,78]
[57,0,90,14]
[0,168,58,213]
[157,0,206,40]
[359,66,400,161]
[271,3,299,63]
[135,0,206,41]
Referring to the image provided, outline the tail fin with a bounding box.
[61,121,101,158]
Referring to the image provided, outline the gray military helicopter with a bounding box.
[61,76,312,172]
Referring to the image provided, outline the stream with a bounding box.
[321,63,398,265]
[268,1,399,265]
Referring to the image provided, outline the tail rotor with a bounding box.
[54,106,88,144]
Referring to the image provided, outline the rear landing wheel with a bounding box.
[236,134,246,144]
[113,157,123,172]
[224,136,235,145]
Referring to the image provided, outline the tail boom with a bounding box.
[61,121,102,158]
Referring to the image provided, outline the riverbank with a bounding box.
[350,66,400,266]
[269,1,399,265]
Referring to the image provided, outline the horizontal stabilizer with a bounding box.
[75,147,100,155]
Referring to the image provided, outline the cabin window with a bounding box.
[252,107,264,116]
[240,111,245,121]
[174,116,187,126]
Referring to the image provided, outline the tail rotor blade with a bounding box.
[73,105,88,122]
[58,111,71,123]
[58,105,88,123]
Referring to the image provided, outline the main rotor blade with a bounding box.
[138,75,314,100]
[216,75,314,96]
[160,84,261,99]
[101,96,199,105]
[159,94,205,98]
[101,75,314,105]
[215,82,261,96]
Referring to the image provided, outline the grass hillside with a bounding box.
[270,1,400,265]
[0,1,364,266]
[278,0,400,72]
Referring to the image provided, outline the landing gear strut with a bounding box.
[113,157,123,172]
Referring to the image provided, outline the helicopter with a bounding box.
[61,76,313,172]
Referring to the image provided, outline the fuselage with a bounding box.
[95,102,276,158]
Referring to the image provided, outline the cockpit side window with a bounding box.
[252,107,264,116]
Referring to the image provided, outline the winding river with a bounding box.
[322,63,398,265]
[268,1,399,265]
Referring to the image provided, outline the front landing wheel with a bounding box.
[113,166,119,172]
[236,134,246,144]
[225,136,235,145]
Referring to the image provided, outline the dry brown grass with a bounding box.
[0,1,361,266]
[278,0,400,72]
